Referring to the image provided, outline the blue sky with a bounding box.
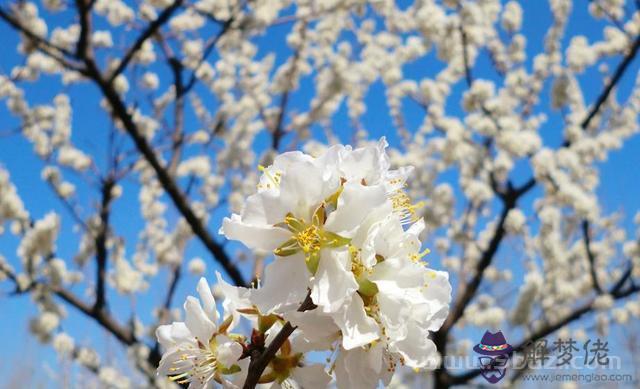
[0,0,639,387]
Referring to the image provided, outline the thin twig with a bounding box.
[0,8,87,74]
[459,22,473,87]
[85,62,247,286]
[582,220,603,294]
[242,293,317,389]
[578,35,640,134]
[109,0,184,82]
[182,19,234,94]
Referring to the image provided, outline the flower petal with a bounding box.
[335,344,384,389]
[337,137,390,184]
[284,309,340,350]
[221,358,250,389]
[184,296,216,343]
[221,214,290,251]
[324,181,388,237]
[374,285,425,340]
[278,160,340,221]
[250,255,311,314]
[157,348,184,377]
[421,270,452,331]
[215,334,243,368]
[310,249,358,313]
[292,364,332,389]
[156,321,193,349]
[215,271,253,331]
[406,217,426,236]
[333,295,379,350]
[196,277,219,324]
[389,322,439,369]
[370,257,425,289]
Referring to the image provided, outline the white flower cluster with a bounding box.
[109,241,149,295]
[0,168,29,233]
[18,212,60,270]
[156,139,451,388]
[94,0,134,27]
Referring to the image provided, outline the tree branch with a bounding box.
[108,0,184,82]
[182,18,234,94]
[433,182,534,388]
[1,261,164,375]
[54,286,136,345]
[440,188,524,333]
[242,293,317,389]
[3,259,136,347]
[167,55,185,175]
[84,64,246,287]
[270,23,307,150]
[74,0,94,59]
[582,220,603,294]
[93,177,115,312]
[579,35,640,131]
[458,21,473,88]
[0,8,87,75]
[433,33,640,388]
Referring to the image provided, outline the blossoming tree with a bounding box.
[0,0,639,388]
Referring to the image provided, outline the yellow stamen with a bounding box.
[295,225,321,253]
[389,189,425,224]
[349,246,365,277]
[410,248,431,264]
[257,165,281,189]
[274,211,350,273]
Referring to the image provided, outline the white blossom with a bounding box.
[156,278,246,388]
[502,1,523,32]
[99,366,131,389]
[0,168,29,230]
[187,257,206,276]
[221,139,451,384]
[18,212,60,267]
[141,72,160,90]
[52,332,75,357]
[57,146,92,171]
[177,156,211,178]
